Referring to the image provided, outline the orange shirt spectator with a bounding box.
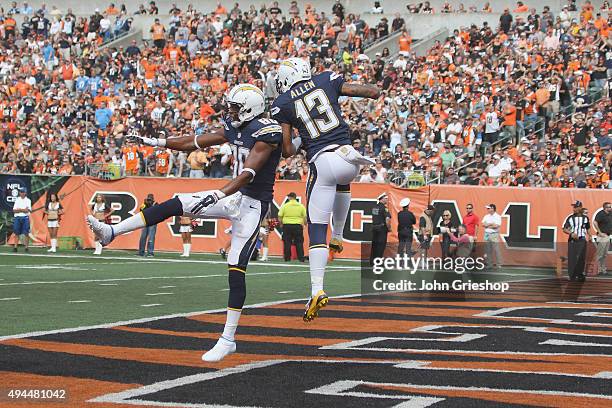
[141,59,158,80]
[150,22,166,40]
[4,16,17,33]
[15,81,31,97]
[106,5,119,15]
[164,45,183,63]
[535,87,550,108]
[398,32,412,52]
[503,104,517,126]
[214,3,227,15]
[514,2,529,12]
[210,76,227,93]
[199,103,216,121]
[156,150,171,175]
[123,145,140,173]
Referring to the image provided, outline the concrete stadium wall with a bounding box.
[9,0,599,19]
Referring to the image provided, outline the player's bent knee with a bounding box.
[142,197,183,226]
[308,223,328,247]
[227,268,246,309]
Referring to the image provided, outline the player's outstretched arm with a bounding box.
[340,83,381,99]
[129,130,227,152]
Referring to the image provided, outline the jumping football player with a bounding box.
[272,58,380,322]
[86,84,282,362]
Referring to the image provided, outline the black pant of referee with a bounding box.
[283,224,305,262]
[563,202,590,281]
[568,238,587,281]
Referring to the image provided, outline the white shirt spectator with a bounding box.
[482,212,502,233]
[13,196,32,217]
[487,159,506,178]
[485,111,500,133]
[543,34,559,50]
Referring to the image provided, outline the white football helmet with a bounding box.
[226,84,266,127]
[275,57,312,94]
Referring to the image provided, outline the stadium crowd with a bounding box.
[0,0,610,189]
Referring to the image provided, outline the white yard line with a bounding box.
[0,252,355,270]
[99,283,118,286]
[0,297,20,301]
[158,285,176,289]
[141,304,163,307]
[277,291,294,294]
[0,268,357,286]
[68,300,91,303]
[145,292,174,296]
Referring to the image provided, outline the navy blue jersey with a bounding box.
[223,116,282,202]
[272,71,349,160]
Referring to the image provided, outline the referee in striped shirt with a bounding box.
[563,201,590,282]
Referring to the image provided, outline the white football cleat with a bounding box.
[202,337,236,362]
[86,215,115,246]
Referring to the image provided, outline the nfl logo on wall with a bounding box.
[0,176,30,211]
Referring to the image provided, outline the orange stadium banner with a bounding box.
[7,175,609,269]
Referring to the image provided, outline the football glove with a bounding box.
[190,190,226,215]
[126,130,166,147]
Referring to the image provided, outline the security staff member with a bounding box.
[397,198,416,256]
[563,200,590,282]
[278,192,306,262]
[370,193,391,265]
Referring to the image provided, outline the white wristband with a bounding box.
[193,134,201,149]
[241,167,257,181]
[213,190,226,200]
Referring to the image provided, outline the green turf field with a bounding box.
[0,247,363,337]
[0,247,557,338]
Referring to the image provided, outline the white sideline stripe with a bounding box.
[0,268,356,286]
[0,252,356,269]
[141,304,163,307]
[0,294,361,341]
[99,283,118,286]
[0,297,20,301]
[68,300,91,303]
[145,293,174,296]
[277,291,294,294]
[159,285,176,289]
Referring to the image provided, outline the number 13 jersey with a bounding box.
[271,71,349,161]
[222,116,282,202]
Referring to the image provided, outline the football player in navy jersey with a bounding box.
[272,58,380,322]
[86,84,282,362]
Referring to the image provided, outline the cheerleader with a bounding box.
[179,216,193,257]
[45,193,63,253]
[91,194,110,255]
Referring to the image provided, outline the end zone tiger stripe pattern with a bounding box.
[0,278,611,407]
